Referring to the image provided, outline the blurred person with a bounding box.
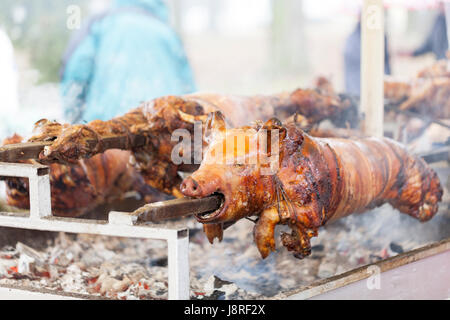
[61,0,196,123]
[344,19,391,96]
[407,8,448,60]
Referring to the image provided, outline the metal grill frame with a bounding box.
[282,238,450,300]
[0,162,190,300]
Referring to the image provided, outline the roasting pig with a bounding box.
[180,112,443,259]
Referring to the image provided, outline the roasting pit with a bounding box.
[0,159,448,300]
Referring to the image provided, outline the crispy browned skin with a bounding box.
[1,134,162,217]
[29,89,354,196]
[307,127,365,139]
[180,113,443,259]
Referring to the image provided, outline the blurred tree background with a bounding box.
[0,0,89,83]
[0,0,438,91]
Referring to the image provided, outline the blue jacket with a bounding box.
[61,0,196,123]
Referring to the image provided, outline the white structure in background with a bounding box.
[0,28,19,114]
[0,27,20,141]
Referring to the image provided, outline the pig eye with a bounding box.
[234,163,244,167]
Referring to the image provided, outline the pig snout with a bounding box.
[181,174,223,198]
[180,177,203,197]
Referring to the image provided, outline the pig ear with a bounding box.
[204,111,227,144]
[257,118,287,158]
[264,118,283,128]
[261,118,286,140]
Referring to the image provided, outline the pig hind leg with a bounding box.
[281,223,318,259]
[388,155,442,222]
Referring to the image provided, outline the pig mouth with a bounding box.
[195,191,227,223]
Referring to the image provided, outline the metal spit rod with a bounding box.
[133,195,223,223]
[0,135,147,162]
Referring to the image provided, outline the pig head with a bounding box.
[180,111,312,259]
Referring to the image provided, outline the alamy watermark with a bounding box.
[66,5,81,30]
[366,265,381,290]
[365,4,382,31]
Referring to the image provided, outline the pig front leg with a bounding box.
[253,207,281,259]
[203,223,223,244]
[202,221,237,244]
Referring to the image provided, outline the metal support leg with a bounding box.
[29,173,52,219]
[168,230,190,300]
[0,162,52,219]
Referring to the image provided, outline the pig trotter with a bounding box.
[253,207,280,259]
[203,223,224,244]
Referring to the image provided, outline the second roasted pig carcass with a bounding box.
[383,58,450,143]
[397,77,450,119]
[1,133,163,217]
[384,57,450,118]
[180,112,443,259]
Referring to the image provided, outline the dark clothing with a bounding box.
[344,22,391,96]
[413,13,448,60]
